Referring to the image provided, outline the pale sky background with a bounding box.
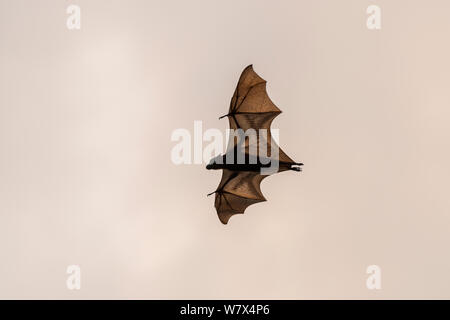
[1,0,450,299]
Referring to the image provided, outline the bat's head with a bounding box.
[206,155,223,170]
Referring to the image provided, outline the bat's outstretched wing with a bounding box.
[225,65,297,168]
[227,64,281,131]
[214,169,268,224]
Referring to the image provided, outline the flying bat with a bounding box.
[206,65,303,224]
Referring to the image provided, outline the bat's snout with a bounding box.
[290,163,304,172]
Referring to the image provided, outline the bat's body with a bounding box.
[206,162,300,172]
[207,65,303,224]
[206,155,302,172]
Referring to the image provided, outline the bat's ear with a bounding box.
[210,154,223,164]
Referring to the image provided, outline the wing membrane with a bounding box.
[214,169,267,224]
